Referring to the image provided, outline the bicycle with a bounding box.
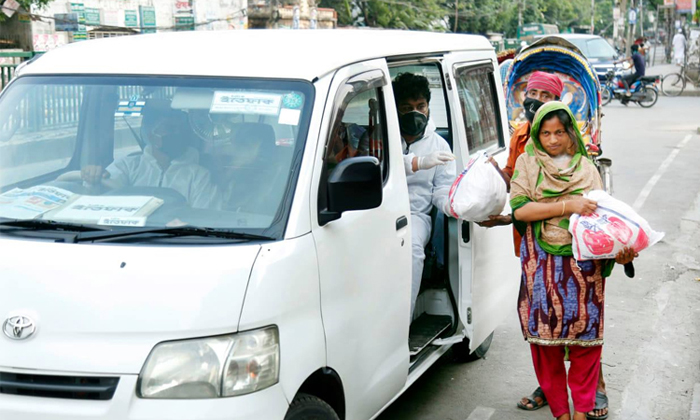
[661,63,700,96]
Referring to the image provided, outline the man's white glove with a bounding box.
[417,151,456,170]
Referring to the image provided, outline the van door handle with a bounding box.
[396,216,408,231]
[462,221,470,243]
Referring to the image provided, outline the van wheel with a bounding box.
[285,393,340,420]
[452,332,493,362]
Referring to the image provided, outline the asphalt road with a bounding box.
[376,95,700,420]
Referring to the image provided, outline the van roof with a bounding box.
[22,30,493,81]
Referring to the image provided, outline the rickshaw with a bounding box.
[503,35,612,193]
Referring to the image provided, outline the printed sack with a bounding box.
[569,189,664,261]
[448,152,507,222]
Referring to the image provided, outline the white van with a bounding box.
[0,30,519,420]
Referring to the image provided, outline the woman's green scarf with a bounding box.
[510,101,603,257]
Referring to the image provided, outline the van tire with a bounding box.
[452,332,493,362]
[285,393,340,420]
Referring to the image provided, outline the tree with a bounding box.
[0,0,53,21]
[318,0,448,30]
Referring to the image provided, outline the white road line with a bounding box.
[633,134,693,211]
[691,383,700,420]
[465,406,495,420]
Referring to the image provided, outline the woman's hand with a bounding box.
[615,246,638,265]
[566,197,598,216]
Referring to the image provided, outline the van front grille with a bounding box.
[0,372,119,400]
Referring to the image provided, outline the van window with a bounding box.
[323,87,388,177]
[453,64,504,153]
[0,84,84,186]
[0,76,313,240]
[389,64,449,130]
[319,71,388,216]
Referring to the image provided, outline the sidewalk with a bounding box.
[646,44,700,97]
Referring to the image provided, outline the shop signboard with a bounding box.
[139,6,156,33]
[70,3,87,41]
[124,9,138,27]
[54,13,79,32]
[85,7,100,25]
[675,0,695,13]
[175,15,194,30]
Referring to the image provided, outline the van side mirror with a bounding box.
[319,156,383,225]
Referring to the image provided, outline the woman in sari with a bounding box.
[510,101,637,420]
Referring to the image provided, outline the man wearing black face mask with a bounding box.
[81,101,218,209]
[392,73,456,319]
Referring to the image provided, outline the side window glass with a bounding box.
[453,65,504,153]
[0,84,83,186]
[323,88,387,178]
[318,71,388,214]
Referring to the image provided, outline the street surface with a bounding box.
[377,90,700,419]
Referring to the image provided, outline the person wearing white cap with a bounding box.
[673,28,687,66]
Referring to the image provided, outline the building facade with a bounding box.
[1,0,248,52]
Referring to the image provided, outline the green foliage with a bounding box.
[319,0,663,38]
[318,0,448,30]
[0,0,53,21]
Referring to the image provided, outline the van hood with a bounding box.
[0,238,260,374]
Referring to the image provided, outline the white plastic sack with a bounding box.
[569,190,664,260]
[448,152,507,222]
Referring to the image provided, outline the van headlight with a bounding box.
[138,326,279,399]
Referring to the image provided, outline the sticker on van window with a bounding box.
[98,216,147,227]
[210,91,282,115]
[278,108,301,126]
[282,92,304,109]
[115,99,146,117]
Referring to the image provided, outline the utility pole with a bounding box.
[626,0,635,56]
[620,0,629,55]
[591,0,596,34]
[454,0,459,33]
[518,0,523,27]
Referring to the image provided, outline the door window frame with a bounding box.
[452,61,506,154]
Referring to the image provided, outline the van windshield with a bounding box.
[0,75,313,240]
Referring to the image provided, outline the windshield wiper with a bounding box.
[72,226,276,243]
[0,218,108,232]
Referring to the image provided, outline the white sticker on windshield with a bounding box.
[210,91,282,115]
[98,216,147,227]
[115,96,145,117]
[278,108,301,126]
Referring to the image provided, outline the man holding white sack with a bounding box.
[392,72,456,318]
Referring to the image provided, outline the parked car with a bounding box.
[0,30,519,420]
[543,33,620,81]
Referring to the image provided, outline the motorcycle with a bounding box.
[601,69,660,108]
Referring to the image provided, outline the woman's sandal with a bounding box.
[516,386,548,411]
[586,391,609,420]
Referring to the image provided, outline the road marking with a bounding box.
[691,383,700,420]
[633,134,693,211]
[465,406,495,420]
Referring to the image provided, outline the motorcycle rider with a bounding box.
[615,44,645,106]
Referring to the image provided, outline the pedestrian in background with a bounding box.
[510,101,637,420]
[673,28,687,66]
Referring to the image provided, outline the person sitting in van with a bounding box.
[392,72,456,318]
[81,100,219,209]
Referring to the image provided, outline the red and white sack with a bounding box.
[448,152,507,222]
[569,190,664,260]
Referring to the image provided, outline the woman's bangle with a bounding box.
[560,201,566,217]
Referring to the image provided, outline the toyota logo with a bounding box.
[2,316,36,340]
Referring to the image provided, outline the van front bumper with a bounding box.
[0,374,290,420]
